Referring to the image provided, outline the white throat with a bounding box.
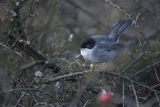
[80,48,93,62]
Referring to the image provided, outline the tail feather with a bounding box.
[108,20,133,41]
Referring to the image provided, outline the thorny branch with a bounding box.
[0,87,64,106]
[41,70,160,94]
[122,52,145,74]
[15,92,26,107]
[0,42,22,57]
[104,0,147,52]
[0,0,159,107]
[130,61,160,77]
[7,0,60,72]
[0,1,60,106]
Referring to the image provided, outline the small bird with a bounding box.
[80,20,133,65]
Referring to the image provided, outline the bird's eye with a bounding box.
[86,44,91,48]
[80,37,95,49]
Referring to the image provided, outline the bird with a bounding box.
[80,20,133,68]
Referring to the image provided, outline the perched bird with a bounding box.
[80,20,133,65]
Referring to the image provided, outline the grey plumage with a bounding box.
[80,20,133,64]
[108,20,133,41]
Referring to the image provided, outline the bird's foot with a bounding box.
[84,64,95,73]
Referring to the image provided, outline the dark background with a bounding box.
[0,0,160,107]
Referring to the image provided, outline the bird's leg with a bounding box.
[89,64,95,72]
[84,64,95,73]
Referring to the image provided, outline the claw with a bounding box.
[84,64,96,73]
[90,64,95,72]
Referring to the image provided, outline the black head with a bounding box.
[80,37,96,49]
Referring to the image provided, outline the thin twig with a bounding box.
[83,97,95,107]
[83,100,89,107]
[0,42,22,57]
[0,88,38,94]
[104,0,147,53]
[154,67,160,82]
[41,70,160,94]
[151,83,160,89]
[42,71,84,84]
[64,0,106,27]
[130,61,160,77]
[131,83,140,107]
[105,0,134,20]
[122,52,145,74]
[0,87,65,106]
[15,92,26,107]
[154,92,160,107]
[20,60,44,70]
[122,79,125,107]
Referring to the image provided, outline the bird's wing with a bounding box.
[107,43,124,51]
[91,35,124,53]
[96,41,124,52]
[93,42,124,62]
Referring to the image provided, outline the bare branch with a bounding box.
[130,61,160,77]
[0,42,22,57]
[41,70,160,94]
[122,53,145,74]
[132,83,140,107]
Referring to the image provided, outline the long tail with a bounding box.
[108,20,133,41]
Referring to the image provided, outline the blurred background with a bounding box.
[0,0,160,107]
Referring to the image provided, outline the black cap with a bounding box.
[80,37,96,49]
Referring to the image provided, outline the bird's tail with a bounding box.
[108,20,133,41]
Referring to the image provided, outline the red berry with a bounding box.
[98,90,112,105]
